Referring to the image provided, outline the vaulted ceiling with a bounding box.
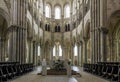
[45,0,72,5]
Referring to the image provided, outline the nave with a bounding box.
[10,66,108,82]
[0,0,120,82]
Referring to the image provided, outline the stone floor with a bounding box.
[9,66,109,82]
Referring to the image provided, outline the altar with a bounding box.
[38,59,78,75]
[47,69,77,75]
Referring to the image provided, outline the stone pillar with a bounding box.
[109,37,114,61]
[8,26,16,62]
[0,38,6,62]
[71,45,74,65]
[27,39,33,63]
[65,47,68,60]
[8,0,27,64]
[83,37,88,63]
[90,0,101,64]
[79,41,83,66]
[78,0,81,24]
[55,45,57,60]
[50,46,53,61]
[51,31,54,60]
[22,27,27,63]
[61,33,64,60]
[97,29,100,62]
[68,47,70,60]
[33,41,38,66]
[117,41,120,61]
[62,46,65,60]
[77,43,80,66]
[8,26,26,64]
[61,15,64,32]
[46,46,51,62]
[41,44,45,60]
[33,41,35,65]
[36,44,38,66]
[57,45,59,60]
[30,41,34,63]
[100,27,108,62]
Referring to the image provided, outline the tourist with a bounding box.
[42,59,47,76]
[67,60,71,77]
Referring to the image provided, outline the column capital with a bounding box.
[8,25,26,32]
[61,14,64,17]
[51,15,54,18]
[28,35,35,41]
[99,27,108,34]
[83,37,89,43]
[0,38,6,41]
[8,25,18,32]
[78,40,83,45]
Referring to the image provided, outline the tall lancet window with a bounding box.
[64,4,70,18]
[74,44,78,56]
[45,4,51,18]
[55,6,61,19]
[59,45,62,56]
[53,46,56,56]
[38,46,40,56]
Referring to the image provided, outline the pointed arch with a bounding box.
[64,4,70,18]
[55,5,61,19]
[45,3,51,18]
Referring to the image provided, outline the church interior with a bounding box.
[0,0,120,82]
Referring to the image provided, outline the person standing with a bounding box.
[67,60,71,77]
[42,59,47,76]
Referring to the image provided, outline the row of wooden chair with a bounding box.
[0,62,34,82]
[83,62,120,82]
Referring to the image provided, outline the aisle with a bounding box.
[10,66,109,82]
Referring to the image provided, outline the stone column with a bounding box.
[65,47,68,60]
[117,41,120,61]
[77,43,80,66]
[51,28,54,60]
[40,45,44,61]
[90,0,100,64]
[100,27,108,62]
[71,45,74,65]
[68,47,70,60]
[55,45,58,60]
[22,27,27,63]
[30,41,34,63]
[0,38,6,62]
[33,41,38,66]
[36,44,38,66]
[9,0,27,64]
[79,41,83,66]
[8,26,26,64]
[83,37,88,63]
[33,41,35,65]
[27,39,33,63]
[61,32,64,60]
[97,28,101,62]
[109,37,114,61]
[42,0,46,60]
[50,46,53,61]
[78,0,81,24]
[8,26,16,62]
[62,46,65,60]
